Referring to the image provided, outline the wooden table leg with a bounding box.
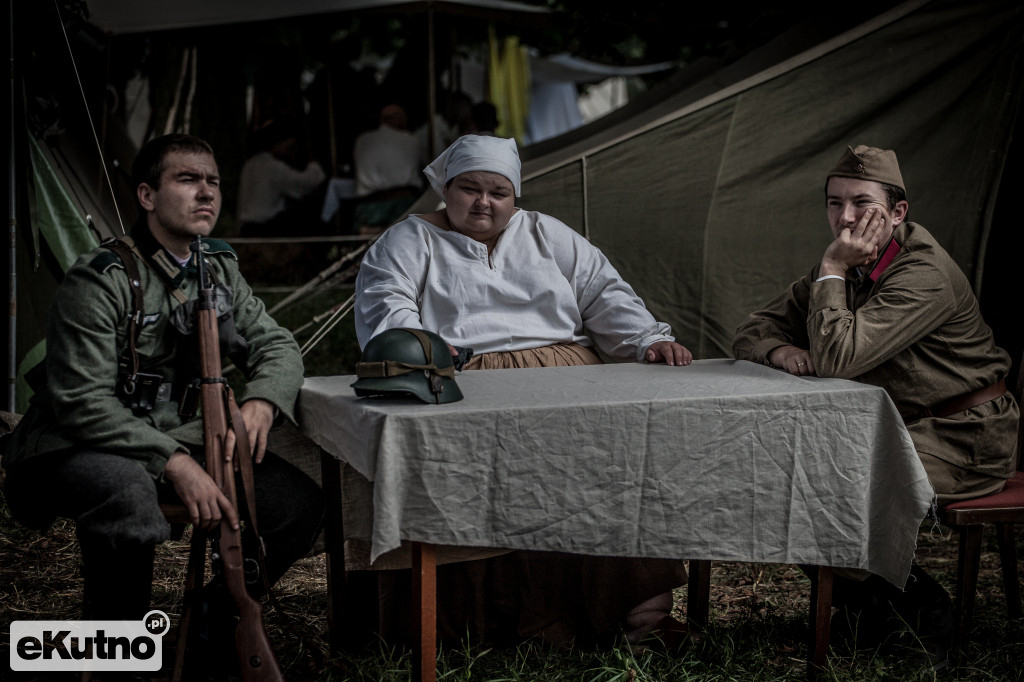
[808,565,832,681]
[411,542,437,682]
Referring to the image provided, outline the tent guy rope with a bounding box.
[53,0,125,235]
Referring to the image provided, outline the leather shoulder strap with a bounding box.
[119,235,189,305]
[102,237,147,379]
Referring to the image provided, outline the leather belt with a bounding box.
[922,379,1006,419]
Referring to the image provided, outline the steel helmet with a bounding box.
[351,328,464,404]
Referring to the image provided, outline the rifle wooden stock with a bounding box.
[194,237,284,682]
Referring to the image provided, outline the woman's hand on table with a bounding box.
[645,341,693,366]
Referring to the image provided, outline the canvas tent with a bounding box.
[6,0,1023,413]
[84,0,550,34]
[517,0,1023,368]
[5,0,550,412]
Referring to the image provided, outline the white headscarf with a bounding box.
[423,135,521,198]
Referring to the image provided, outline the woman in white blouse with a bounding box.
[355,134,691,369]
[354,134,693,648]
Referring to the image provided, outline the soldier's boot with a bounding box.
[80,543,161,682]
[80,542,155,621]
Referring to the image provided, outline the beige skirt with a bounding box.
[463,342,603,370]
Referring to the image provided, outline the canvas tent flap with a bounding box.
[28,134,100,272]
[12,134,104,412]
[85,0,548,35]
[519,0,1023,360]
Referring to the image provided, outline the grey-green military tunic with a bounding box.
[2,221,322,626]
[3,222,303,480]
[733,221,1018,495]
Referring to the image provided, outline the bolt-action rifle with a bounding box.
[192,235,284,681]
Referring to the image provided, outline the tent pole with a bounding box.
[8,0,18,412]
[427,3,437,159]
[326,62,338,177]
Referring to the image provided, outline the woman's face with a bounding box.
[443,171,516,243]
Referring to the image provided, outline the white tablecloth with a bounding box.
[298,360,934,586]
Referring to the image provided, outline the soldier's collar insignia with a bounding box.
[868,237,902,282]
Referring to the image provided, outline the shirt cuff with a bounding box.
[815,274,846,283]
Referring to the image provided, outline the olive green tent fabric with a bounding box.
[28,135,99,272]
[14,135,102,412]
[520,0,1023,360]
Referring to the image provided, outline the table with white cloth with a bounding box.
[298,359,934,680]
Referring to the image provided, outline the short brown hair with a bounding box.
[131,134,214,191]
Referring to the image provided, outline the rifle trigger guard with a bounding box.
[244,557,261,585]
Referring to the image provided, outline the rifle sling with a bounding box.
[104,238,144,380]
[225,386,319,669]
[228,388,322,671]
[225,387,271,595]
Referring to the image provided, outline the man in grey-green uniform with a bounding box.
[732,144,1018,667]
[2,135,324,643]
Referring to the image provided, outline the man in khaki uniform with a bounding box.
[733,145,1018,666]
[3,135,324,670]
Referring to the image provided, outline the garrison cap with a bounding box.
[827,145,905,192]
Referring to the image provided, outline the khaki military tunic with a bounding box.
[3,222,303,480]
[733,221,1018,490]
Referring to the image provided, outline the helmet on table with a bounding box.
[351,328,464,404]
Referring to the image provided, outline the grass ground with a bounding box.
[1,495,1021,681]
